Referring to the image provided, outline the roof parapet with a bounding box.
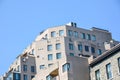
[91,27,109,33]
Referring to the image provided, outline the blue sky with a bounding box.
[0,0,120,75]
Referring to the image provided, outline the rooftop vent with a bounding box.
[66,22,77,27]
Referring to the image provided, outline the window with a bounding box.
[91,35,96,41]
[81,33,86,39]
[68,30,73,36]
[23,65,27,72]
[48,54,53,60]
[17,65,20,72]
[51,31,56,37]
[85,46,89,52]
[56,53,61,59]
[46,75,52,80]
[97,49,102,55]
[91,47,95,53]
[78,44,82,51]
[47,45,52,51]
[13,73,20,80]
[62,63,70,72]
[56,43,61,50]
[31,66,35,72]
[48,63,53,67]
[23,74,27,80]
[40,65,45,69]
[69,53,74,56]
[69,43,74,50]
[95,69,101,80]
[32,49,34,54]
[74,31,78,38]
[31,76,34,79]
[106,63,113,79]
[86,34,91,40]
[118,57,120,73]
[59,30,64,36]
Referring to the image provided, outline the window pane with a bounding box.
[62,63,70,72]
[40,65,45,69]
[68,30,73,36]
[74,31,78,38]
[70,53,74,56]
[31,66,35,72]
[81,33,86,39]
[118,58,120,73]
[23,75,27,80]
[56,43,61,50]
[95,69,100,80]
[97,49,102,55]
[85,46,89,52]
[23,65,27,72]
[31,76,34,79]
[51,31,56,37]
[106,63,112,79]
[48,54,53,60]
[56,53,61,59]
[86,34,91,40]
[47,45,52,51]
[91,47,95,53]
[78,44,82,51]
[69,43,74,50]
[92,35,96,41]
[59,30,64,36]
[46,75,52,80]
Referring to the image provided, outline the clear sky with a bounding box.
[0,0,120,75]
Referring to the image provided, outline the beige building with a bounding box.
[90,43,120,80]
[0,22,119,80]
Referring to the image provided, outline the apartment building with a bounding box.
[0,22,119,80]
[2,50,36,80]
[90,43,120,80]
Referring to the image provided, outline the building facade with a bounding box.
[0,22,119,80]
[90,43,120,80]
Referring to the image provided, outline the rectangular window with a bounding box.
[68,30,73,36]
[86,34,91,40]
[97,49,102,55]
[46,75,52,80]
[31,66,35,73]
[62,63,70,72]
[81,33,86,39]
[85,46,89,52]
[13,73,20,80]
[106,63,112,79]
[32,49,34,54]
[91,47,95,53]
[78,44,82,51]
[48,63,53,67]
[23,74,27,80]
[92,35,96,41]
[118,57,120,73]
[56,43,61,50]
[74,31,78,38]
[23,65,27,72]
[69,53,74,56]
[47,45,52,51]
[31,76,34,79]
[59,30,64,36]
[48,54,53,60]
[40,65,45,69]
[56,53,61,59]
[51,31,56,37]
[95,69,101,80]
[69,43,74,50]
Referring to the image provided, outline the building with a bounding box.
[90,43,120,80]
[0,22,119,80]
